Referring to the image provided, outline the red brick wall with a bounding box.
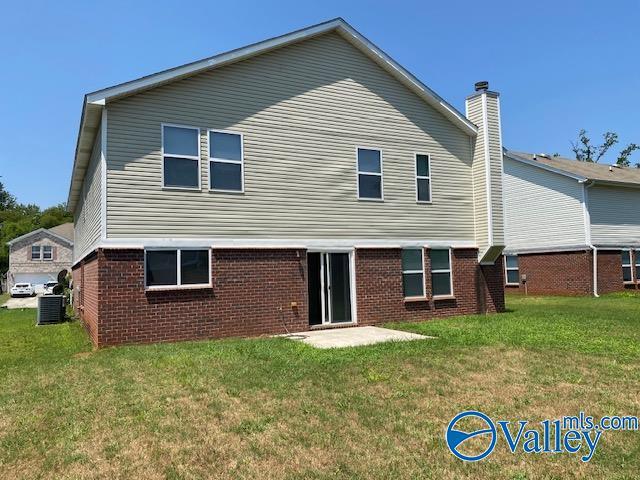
[96,249,308,347]
[355,248,504,326]
[72,253,100,346]
[505,250,593,295]
[504,249,632,296]
[597,250,624,295]
[73,247,504,348]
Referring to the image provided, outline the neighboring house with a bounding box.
[503,150,640,295]
[68,18,506,348]
[6,223,74,293]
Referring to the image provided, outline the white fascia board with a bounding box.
[98,237,478,249]
[595,243,640,250]
[503,244,591,255]
[86,19,343,104]
[336,22,476,136]
[84,18,475,136]
[71,238,478,265]
[504,152,587,182]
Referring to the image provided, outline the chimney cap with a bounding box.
[474,81,489,92]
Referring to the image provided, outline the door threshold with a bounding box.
[310,322,358,331]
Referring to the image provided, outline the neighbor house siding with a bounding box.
[503,158,586,251]
[589,185,640,246]
[105,32,474,241]
[74,131,102,260]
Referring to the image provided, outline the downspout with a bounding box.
[591,246,599,298]
[582,180,599,297]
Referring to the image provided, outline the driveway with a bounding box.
[2,296,39,309]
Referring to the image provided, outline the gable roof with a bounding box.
[67,18,477,212]
[6,224,74,247]
[48,222,74,242]
[505,149,640,187]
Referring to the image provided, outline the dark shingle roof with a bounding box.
[505,150,640,186]
[48,223,74,242]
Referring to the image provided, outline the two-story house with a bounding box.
[6,223,74,292]
[68,19,506,347]
[503,150,640,295]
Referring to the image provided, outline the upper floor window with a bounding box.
[357,148,383,200]
[622,250,633,283]
[209,131,244,192]
[162,124,200,189]
[31,245,53,261]
[402,248,425,298]
[431,249,453,297]
[415,154,432,203]
[145,248,211,289]
[505,255,519,285]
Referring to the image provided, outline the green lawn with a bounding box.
[0,294,639,479]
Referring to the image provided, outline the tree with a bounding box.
[0,180,16,210]
[617,143,640,168]
[571,129,640,168]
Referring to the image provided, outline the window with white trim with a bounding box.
[145,248,210,288]
[31,245,41,260]
[416,154,431,202]
[505,255,520,285]
[636,250,640,282]
[402,248,425,298]
[622,250,633,283]
[42,245,53,261]
[162,125,200,189]
[209,131,243,192]
[431,249,453,297]
[357,148,383,200]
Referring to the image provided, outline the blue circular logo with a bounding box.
[446,410,497,461]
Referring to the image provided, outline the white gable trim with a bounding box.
[84,18,475,135]
[68,19,476,212]
[7,228,74,247]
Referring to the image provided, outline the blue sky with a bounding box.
[1,0,638,208]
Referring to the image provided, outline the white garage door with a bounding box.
[14,273,57,293]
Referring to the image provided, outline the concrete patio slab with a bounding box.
[280,326,432,349]
[2,296,39,309]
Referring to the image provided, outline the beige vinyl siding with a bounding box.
[503,158,586,250]
[485,96,504,245]
[465,97,488,248]
[74,131,102,260]
[105,32,474,240]
[589,185,640,245]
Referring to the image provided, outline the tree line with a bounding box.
[0,180,73,273]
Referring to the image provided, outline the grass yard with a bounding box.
[1,294,639,479]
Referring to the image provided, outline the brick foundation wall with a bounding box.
[504,249,631,296]
[73,247,505,348]
[72,252,100,346]
[355,248,504,326]
[95,249,309,347]
[505,250,593,296]
[597,250,624,295]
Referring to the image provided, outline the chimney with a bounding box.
[465,81,505,264]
